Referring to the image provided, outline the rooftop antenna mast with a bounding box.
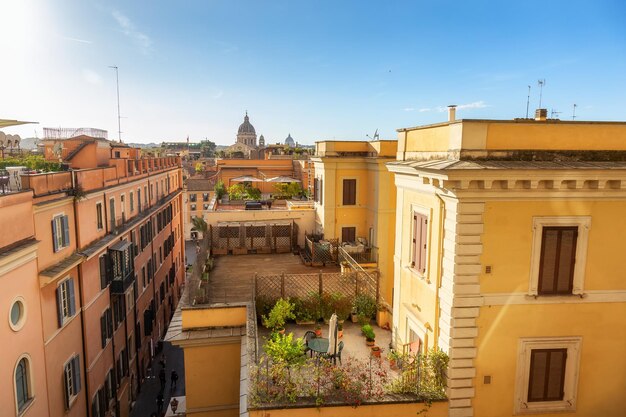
[550,109,561,119]
[525,85,531,118]
[537,79,546,109]
[109,66,122,142]
[572,104,577,120]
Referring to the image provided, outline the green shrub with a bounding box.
[264,332,306,366]
[361,324,375,341]
[353,294,377,322]
[262,298,295,331]
[292,296,316,322]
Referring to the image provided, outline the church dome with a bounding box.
[238,113,256,135]
[285,133,295,146]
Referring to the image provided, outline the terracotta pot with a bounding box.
[366,339,375,347]
[315,328,322,337]
[278,328,286,335]
[338,330,343,339]
[389,359,397,369]
[371,347,381,358]
[350,313,358,323]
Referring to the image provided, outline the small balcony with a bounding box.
[109,240,135,294]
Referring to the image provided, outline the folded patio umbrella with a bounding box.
[327,313,338,356]
[230,175,263,182]
[266,176,301,183]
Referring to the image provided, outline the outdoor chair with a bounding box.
[322,340,344,365]
[303,331,316,357]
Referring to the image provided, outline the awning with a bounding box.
[266,176,301,183]
[231,175,263,182]
[110,240,132,252]
[0,119,37,128]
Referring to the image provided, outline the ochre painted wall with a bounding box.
[249,400,448,417]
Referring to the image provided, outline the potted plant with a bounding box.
[332,293,353,322]
[387,350,401,369]
[353,294,377,325]
[361,324,376,346]
[315,324,322,337]
[293,296,316,325]
[350,309,358,323]
[371,346,382,358]
[337,323,343,339]
[262,298,295,334]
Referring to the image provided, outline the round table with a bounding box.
[307,337,329,354]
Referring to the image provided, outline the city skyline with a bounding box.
[1,0,625,144]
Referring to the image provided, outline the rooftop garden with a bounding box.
[251,297,448,409]
[0,155,61,172]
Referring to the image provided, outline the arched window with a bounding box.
[15,356,32,411]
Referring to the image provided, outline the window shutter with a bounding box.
[72,356,81,394]
[62,215,70,247]
[68,279,76,316]
[539,227,578,295]
[99,256,107,289]
[107,309,113,338]
[411,214,418,267]
[64,364,71,408]
[419,216,428,273]
[52,219,59,252]
[319,179,323,204]
[101,315,107,348]
[56,286,64,327]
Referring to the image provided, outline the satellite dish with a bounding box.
[366,129,380,141]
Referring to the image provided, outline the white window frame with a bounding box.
[528,217,591,296]
[96,202,104,230]
[52,213,70,251]
[63,354,80,407]
[514,336,582,414]
[14,353,35,415]
[58,278,73,323]
[9,296,27,332]
[404,307,428,351]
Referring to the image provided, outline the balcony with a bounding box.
[109,240,135,294]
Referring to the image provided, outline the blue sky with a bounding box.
[1,1,625,144]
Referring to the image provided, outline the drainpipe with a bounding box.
[71,171,91,416]
[434,192,446,349]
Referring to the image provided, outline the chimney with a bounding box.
[448,105,457,122]
[535,108,548,121]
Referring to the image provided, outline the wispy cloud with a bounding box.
[82,69,102,85]
[403,107,415,112]
[112,10,153,54]
[417,101,490,113]
[212,90,224,99]
[59,35,93,44]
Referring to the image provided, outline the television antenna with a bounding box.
[109,65,123,142]
[525,85,531,118]
[572,104,577,120]
[550,108,561,119]
[366,128,379,141]
[537,79,546,109]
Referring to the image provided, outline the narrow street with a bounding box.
[130,341,186,417]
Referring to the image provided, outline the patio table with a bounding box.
[307,337,329,355]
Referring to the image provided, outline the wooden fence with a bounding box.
[209,220,297,255]
[254,270,379,304]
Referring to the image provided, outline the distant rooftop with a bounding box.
[43,127,108,140]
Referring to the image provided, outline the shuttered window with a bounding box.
[342,179,356,205]
[313,178,319,202]
[528,348,567,402]
[411,212,428,273]
[52,214,71,252]
[100,308,113,348]
[341,227,356,244]
[538,227,577,295]
[96,203,103,230]
[99,255,110,290]
[56,278,76,327]
[63,355,81,408]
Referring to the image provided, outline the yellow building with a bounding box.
[312,140,397,322]
[387,107,626,416]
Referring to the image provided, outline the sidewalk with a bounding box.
[130,341,185,417]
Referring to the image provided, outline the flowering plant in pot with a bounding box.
[387,350,401,369]
[371,346,382,358]
[315,324,322,337]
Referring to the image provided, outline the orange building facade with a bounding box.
[1,137,185,417]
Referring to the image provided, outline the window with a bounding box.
[9,297,26,331]
[191,204,196,211]
[515,337,581,414]
[203,193,209,202]
[538,227,577,295]
[56,278,76,327]
[342,179,356,205]
[189,193,197,202]
[91,387,107,417]
[52,214,70,252]
[529,217,590,296]
[100,308,113,348]
[63,355,81,408]
[411,211,428,274]
[99,255,110,290]
[203,204,209,210]
[341,227,356,244]
[130,191,134,212]
[96,203,103,230]
[112,296,124,329]
[137,188,142,212]
[109,198,116,231]
[15,356,32,412]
